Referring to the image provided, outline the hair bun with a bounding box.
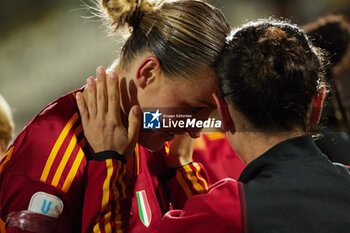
[100,0,158,33]
[304,15,350,66]
[263,27,288,44]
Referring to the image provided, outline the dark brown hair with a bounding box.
[304,15,350,68]
[94,0,230,79]
[216,19,326,132]
[304,15,350,130]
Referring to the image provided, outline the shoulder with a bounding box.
[1,90,87,188]
[333,162,350,175]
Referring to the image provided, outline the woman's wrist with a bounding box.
[93,150,127,164]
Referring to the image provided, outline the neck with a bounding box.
[231,130,305,165]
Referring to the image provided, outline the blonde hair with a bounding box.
[93,0,230,79]
[0,94,14,146]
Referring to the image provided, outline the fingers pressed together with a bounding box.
[76,66,141,160]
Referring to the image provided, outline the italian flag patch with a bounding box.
[136,190,152,227]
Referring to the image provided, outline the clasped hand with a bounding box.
[76,66,195,166]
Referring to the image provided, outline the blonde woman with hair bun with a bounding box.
[80,0,231,150]
[0,0,231,232]
[0,94,14,159]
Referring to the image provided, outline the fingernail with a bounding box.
[76,92,81,100]
[110,72,116,80]
[97,66,104,76]
[87,77,93,86]
[133,106,140,116]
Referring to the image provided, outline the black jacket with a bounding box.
[239,135,350,233]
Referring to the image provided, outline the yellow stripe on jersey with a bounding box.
[104,211,112,233]
[0,146,14,174]
[0,217,5,233]
[135,144,140,175]
[61,148,84,192]
[183,164,205,194]
[164,143,170,155]
[93,222,101,233]
[40,113,79,182]
[51,125,82,187]
[206,132,226,141]
[193,163,208,191]
[102,159,114,209]
[176,169,193,198]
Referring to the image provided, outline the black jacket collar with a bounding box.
[238,135,324,183]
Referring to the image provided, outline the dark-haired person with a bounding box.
[78,19,350,233]
[304,15,350,164]
[190,15,350,184]
[191,15,350,183]
[0,0,231,232]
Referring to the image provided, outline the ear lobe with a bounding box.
[136,56,160,89]
[310,86,326,127]
[213,93,235,133]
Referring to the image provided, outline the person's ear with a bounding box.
[136,56,160,89]
[213,93,235,133]
[310,86,326,127]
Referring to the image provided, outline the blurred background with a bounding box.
[1,0,350,136]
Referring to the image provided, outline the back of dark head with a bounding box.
[304,15,350,66]
[216,18,326,133]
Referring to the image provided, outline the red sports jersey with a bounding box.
[0,89,209,233]
[85,156,244,233]
[193,133,246,182]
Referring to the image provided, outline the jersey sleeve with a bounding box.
[164,162,209,209]
[82,152,132,233]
